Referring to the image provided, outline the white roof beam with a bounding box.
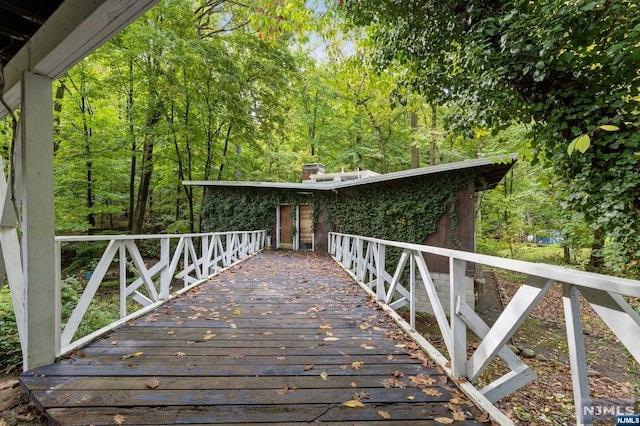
[0,0,159,118]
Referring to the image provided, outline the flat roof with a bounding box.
[183,154,517,192]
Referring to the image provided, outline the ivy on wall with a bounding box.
[200,172,471,249]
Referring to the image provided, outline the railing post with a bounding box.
[183,237,190,288]
[409,251,416,329]
[201,235,210,278]
[119,241,127,318]
[376,243,386,301]
[160,237,170,299]
[563,283,590,426]
[450,257,467,378]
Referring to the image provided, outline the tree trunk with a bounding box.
[127,58,137,232]
[589,228,605,269]
[53,79,65,155]
[218,123,233,180]
[430,104,437,166]
[132,100,161,234]
[410,112,419,168]
[79,74,96,231]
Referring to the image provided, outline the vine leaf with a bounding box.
[598,124,619,131]
[567,134,590,155]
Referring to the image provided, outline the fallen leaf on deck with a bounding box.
[277,356,286,361]
[263,331,273,335]
[112,414,127,425]
[319,324,332,329]
[232,308,242,315]
[111,341,117,345]
[381,378,406,388]
[434,417,454,424]
[353,391,370,400]
[320,371,328,380]
[452,410,466,421]
[409,374,436,387]
[422,388,442,397]
[174,352,186,357]
[407,395,415,400]
[351,361,363,369]
[146,377,162,389]
[350,382,357,388]
[449,397,467,405]
[323,337,339,341]
[378,410,391,419]
[392,370,404,377]
[204,331,217,340]
[342,399,364,408]
[304,364,314,371]
[475,412,491,422]
[230,323,237,329]
[120,351,143,360]
[276,385,297,395]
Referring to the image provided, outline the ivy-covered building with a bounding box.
[185,156,515,275]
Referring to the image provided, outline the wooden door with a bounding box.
[298,205,313,250]
[279,205,293,249]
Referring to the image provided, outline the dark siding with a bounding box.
[424,180,475,274]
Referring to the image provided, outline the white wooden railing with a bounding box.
[55,230,266,356]
[329,232,640,426]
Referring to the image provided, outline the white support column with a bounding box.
[54,241,61,356]
[21,71,55,370]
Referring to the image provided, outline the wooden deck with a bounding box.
[21,251,490,425]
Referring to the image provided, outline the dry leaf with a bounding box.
[452,410,466,421]
[434,417,454,424]
[174,352,186,357]
[276,385,297,395]
[353,391,370,400]
[232,308,242,315]
[475,412,491,422]
[204,331,217,340]
[304,364,314,371]
[350,382,357,388]
[422,388,442,397]
[263,331,273,335]
[230,323,237,329]
[342,399,364,408]
[276,356,286,361]
[112,414,126,425]
[392,370,404,377]
[145,377,162,389]
[120,351,143,360]
[320,371,328,380]
[323,337,340,341]
[409,374,436,387]
[407,395,415,400]
[167,330,175,335]
[381,378,406,388]
[351,361,363,369]
[111,341,117,345]
[319,324,332,329]
[378,410,391,419]
[449,397,468,405]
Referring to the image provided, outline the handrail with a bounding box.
[55,230,267,356]
[328,232,640,426]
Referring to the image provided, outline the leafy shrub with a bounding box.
[0,307,22,373]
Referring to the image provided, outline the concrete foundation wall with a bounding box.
[414,273,475,315]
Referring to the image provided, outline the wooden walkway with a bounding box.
[21,251,490,425]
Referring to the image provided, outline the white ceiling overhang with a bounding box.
[0,0,159,119]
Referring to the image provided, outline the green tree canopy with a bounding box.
[341,0,640,271]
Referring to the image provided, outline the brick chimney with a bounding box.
[302,163,325,182]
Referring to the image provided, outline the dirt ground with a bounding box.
[0,375,47,425]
